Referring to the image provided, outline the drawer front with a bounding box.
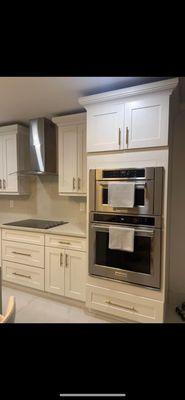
[86,285,164,323]
[2,229,44,245]
[45,234,86,252]
[2,240,44,268]
[2,261,44,291]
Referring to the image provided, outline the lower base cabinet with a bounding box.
[2,260,44,291]
[86,284,164,323]
[45,247,86,301]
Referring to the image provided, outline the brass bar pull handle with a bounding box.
[105,300,137,312]
[12,251,31,257]
[73,177,76,190]
[3,179,6,189]
[118,128,121,146]
[126,127,129,147]
[60,253,63,266]
[12,272,31,279]
[0,179,2,189]
[65,253,68,267]
[78,177,81,190]
[59,241,71,245]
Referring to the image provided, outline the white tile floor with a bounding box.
[2,285,184,323]
[2,285,113,323]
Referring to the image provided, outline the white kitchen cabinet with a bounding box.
[86,103,124,152]
[124,93,170,149]
[45,245,86,301]
[79,78,178,153]
[0,124,29,194]
[64,249,86,301]
[45,247,65,296]
[52,113,86,195]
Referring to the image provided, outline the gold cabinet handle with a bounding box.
[126,126,129,147]
[73,177,76,190]
[0,179,2,189]
[3,179,6,189]
[60,253,63,267]
[105,300,137,312]
[12,251,31,257]
[12,272,31,279]
[78,177,81,190]
[65,253,68,267]
[118,128,121,146]
[59,241,71,245]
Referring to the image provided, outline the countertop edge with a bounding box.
[0,223,87,239]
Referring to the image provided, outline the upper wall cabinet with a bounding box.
[52,113,86,196]
[0,124,29,195]
[86,103,124,152]
[79,78,178,153]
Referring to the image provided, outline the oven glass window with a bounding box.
[102,187,145,206]
[95,231,151,274]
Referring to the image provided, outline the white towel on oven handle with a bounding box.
[109,226,135,252]
[108,182,135,208]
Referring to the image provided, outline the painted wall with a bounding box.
[168,80,185,304]
[0,175,86,226]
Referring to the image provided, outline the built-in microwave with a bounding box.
[90,167,163,216]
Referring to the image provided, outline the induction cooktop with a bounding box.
[3,219,68,229]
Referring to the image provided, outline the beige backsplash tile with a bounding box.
[0,175,87,225]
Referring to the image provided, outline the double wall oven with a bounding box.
[89,167,163,289]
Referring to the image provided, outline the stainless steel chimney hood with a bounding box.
[17,118,57,175]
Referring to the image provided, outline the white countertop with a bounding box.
[0,219,87,238]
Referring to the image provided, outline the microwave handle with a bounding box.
[91,224,154,237]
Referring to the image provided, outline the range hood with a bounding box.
[19,118,57,175]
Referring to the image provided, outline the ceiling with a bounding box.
[0,77,168,126]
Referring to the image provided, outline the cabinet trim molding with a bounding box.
[52,112,86,126]
[79,78,178,106]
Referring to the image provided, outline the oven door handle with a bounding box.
[91,224,154,237]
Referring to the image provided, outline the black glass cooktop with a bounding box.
[3,219,68,229]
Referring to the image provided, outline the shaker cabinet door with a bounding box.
[124,94,169,149]
[87,103,124,152]
[58,126,78,193]
[2,133,18,192]
[64,250,86,301]
[45,247,65,296]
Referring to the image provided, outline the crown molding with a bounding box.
[52,112,86,126]
[79,78,179,107]
[0,124,20,133]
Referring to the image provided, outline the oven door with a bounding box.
[96,180,154,215]
[89,223,161,289]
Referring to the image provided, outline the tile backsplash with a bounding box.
[0,175,86,225]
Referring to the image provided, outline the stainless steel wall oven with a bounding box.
[89,167,164,289]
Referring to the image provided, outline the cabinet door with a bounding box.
[3,133,18,192]
[0,136,4,192]
[45,247,65,295]
[87,103,124,152]
[77,124,86,194]
[64,250,86,301]
[124,94,169,149]
[58,126,78,193]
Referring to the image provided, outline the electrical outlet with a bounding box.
[80,202,86,212]
[10,200,14,208]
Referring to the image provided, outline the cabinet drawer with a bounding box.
[45,234,86,252]
[2,229,44,245]
[86,285,164,323]
[2,240,44,268]
[2,261,44,291]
